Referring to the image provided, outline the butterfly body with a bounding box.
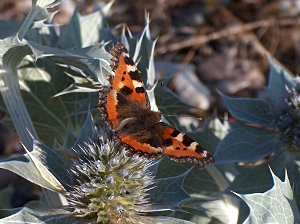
[98,43,215,167]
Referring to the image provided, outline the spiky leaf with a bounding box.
[214,122,281,164]
[0,207,75,224]
[235,168,300,224]
[220,93,273,127]
[0,146,64,192]
[265,58,300,111]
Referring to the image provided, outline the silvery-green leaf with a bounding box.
[29,41,110,82]
[71,112,98,154]
[57,0,114,49]
[0,149,63,192]
[156,117,233,195]
[18,0,62,40]
[16,58,86,147]
[235,168,300,224]
[174,118,238,223]
[0,37,38,150]
[0,20,20,39]
[25,24,58,46]
[28,42,110,84]
[183,154,239,222]
[139,216,196,224]
[27,40,84,59]
[179,196,239,224]
[68,96,98,116]
[0,69,36,150]
[228,151,300,212]
[150,169,191,209]
[214,122,281,164]
[32,140,71,186]
[0,37,23,62]
[229,150,299,198]
[23,143,65,192]
[0,137,69,193]
[0,0,63,151]
[132,14,156,86]
[220,92,273,127]
[54,83,99,97]
[265,57,299,110]
[183,117,233,193]
[0,207,75,224]
[60,44,110,84]
[33,0,62,8]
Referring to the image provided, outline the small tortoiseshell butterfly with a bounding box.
[98,42,215,167]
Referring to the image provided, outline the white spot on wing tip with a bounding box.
[127,65,137,72]
[132,80,143,88]
[175,133,184,141]
[190,142,198,151]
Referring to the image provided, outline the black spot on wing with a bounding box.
[182,135,194,147]
[123,71,126,74]
[121,86,133,95]
[129,70,142,81]
[136,87,145,93]
[162,138,172,147]
[171,130,180,137]
[145,136,161,148]
[195,144,205,154]
[116,93,127,106]
[121,77,125,81]
[124,56,135,66]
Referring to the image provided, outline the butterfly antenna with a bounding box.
[161,113,203,121]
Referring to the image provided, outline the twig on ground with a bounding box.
[156,17,300,55]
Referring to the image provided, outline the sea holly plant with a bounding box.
[215,58,300,162]
[215,58,300,219]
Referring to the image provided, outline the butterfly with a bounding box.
[98,42,214,167]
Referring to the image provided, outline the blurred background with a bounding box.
[0,0,299,209]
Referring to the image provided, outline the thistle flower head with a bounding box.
[66,130,154,224]
[273,86,300,151]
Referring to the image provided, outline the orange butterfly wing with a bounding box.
[117,134,163,159]
[160,123,215,167]
[110,42,148,104]
[99,43,149,130]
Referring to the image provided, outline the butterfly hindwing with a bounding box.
[159,123,215,167]
[118,134,163,159]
